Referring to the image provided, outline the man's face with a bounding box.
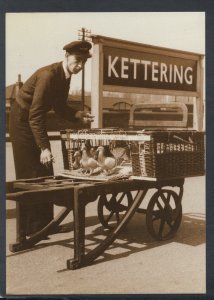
[66,54,87,74]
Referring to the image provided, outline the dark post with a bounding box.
[78,28,91,111]
[15,74,23,96]
[81,28,85,111]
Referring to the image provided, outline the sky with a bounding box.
[6,12,205,91]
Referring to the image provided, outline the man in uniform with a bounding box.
[9,40,94,234]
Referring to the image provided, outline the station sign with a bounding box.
[103,46,198,92]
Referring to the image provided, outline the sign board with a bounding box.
[103,47,197,92]
[91,35,204,130]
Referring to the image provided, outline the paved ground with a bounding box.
[6,141,206,295]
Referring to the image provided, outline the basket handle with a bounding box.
[172,134,195,144]
[129,102,188,129]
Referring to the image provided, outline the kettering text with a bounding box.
[107,55,194,85]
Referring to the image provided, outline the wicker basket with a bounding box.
[130,131,205,178]
[60,129,205,178]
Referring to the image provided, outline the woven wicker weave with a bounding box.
[60,129,205,178]
[131,131,205,178]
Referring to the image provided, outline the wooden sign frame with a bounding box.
[91,35,204,131]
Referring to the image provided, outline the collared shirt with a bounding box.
[62,60,71,80]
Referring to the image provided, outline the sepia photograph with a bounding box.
[5,11,206,295]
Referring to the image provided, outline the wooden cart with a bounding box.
[6,175,185,269]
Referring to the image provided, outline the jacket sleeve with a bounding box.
[29,71,52,150]
[53,96,78,122]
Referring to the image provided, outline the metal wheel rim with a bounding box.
[146,189,182,241]
[98,191,133,229]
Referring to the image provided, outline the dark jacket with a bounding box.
[16,62,78,149]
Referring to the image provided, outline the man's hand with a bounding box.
[75,111,95,123]
[40,148,55,167]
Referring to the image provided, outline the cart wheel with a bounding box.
[98,191,133,229]
[146,189,182,241]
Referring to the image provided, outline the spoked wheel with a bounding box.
[146,189,182,241]
[98,191,133,229]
